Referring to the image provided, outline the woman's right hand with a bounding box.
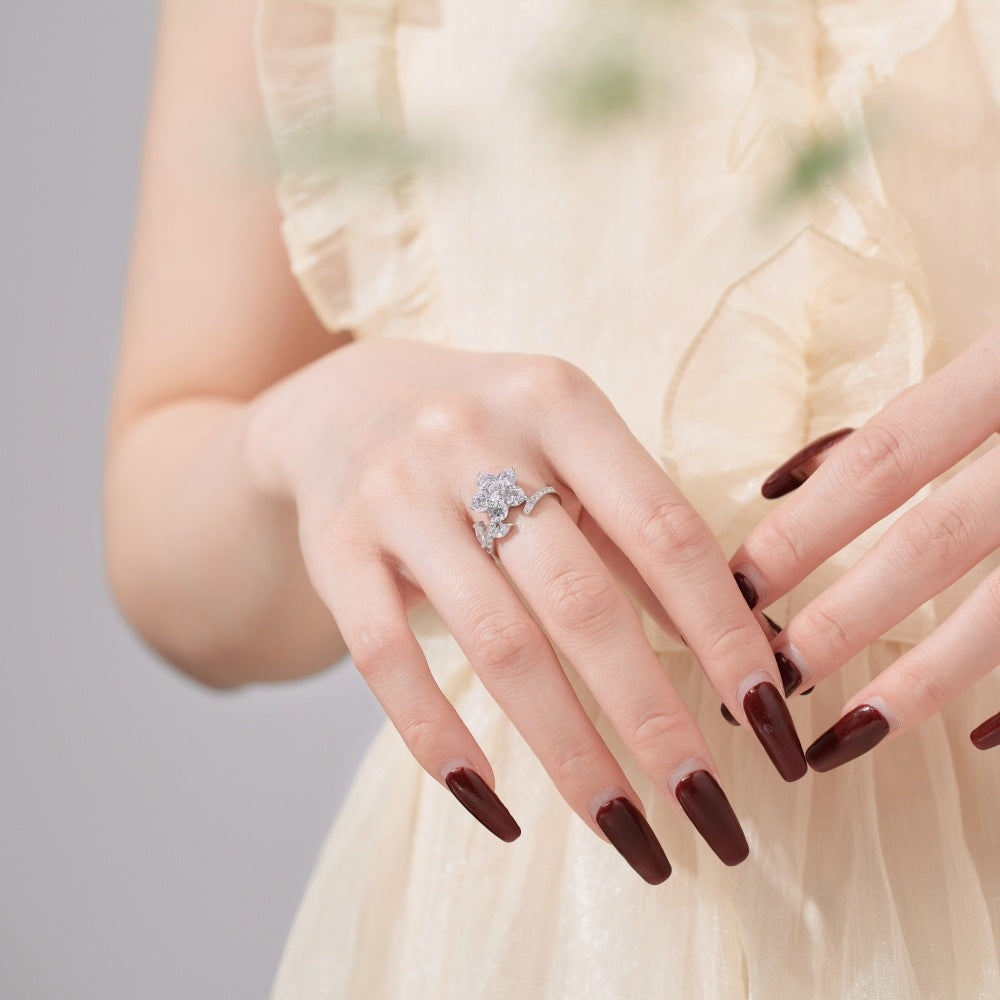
[245,337,801,881]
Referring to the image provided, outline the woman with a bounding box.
[105,0,1000,995]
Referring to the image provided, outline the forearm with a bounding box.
[104,396,346,687]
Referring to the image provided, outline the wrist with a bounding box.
[242,380,297,504]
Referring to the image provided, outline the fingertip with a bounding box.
[761,428,855,499]
[443,762,522,842]
[970,711,1000,751]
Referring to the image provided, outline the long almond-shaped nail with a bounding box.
[734,571,758,609]
[595,796,672,884]
[722,652,801,725]
[445,767,521,842]
[806,704,890,772]
[674,770,749,866]
[761,428,854,499]
[743,681,807,780]
[970,711,1000,750]
[775,651,803,697]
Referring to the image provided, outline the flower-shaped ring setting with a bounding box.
[469,468,560,557]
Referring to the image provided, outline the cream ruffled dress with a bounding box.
[256,1,1000,996]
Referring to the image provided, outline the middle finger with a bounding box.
[498,493,751,864]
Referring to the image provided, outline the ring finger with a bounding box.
[399,510,674,882]
[493,483,749,865]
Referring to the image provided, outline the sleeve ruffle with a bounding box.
[255,0,448,341]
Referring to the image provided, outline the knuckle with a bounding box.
[396,715,438,761]
[546,565,618,635]
[753,510,814,571]
[696,615,767,667]
[635,497,709,566]
[896,658,954,715]
[843,422,914,504]
[628,702,689,757]
[410,392,481,445]
[467,610,537,679]
[349,623,409,683]
[546,734,606,787]
[799,600,854,658]
[896,501,974,575]
[502,354,589,407]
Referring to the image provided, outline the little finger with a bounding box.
[315,551,521,842]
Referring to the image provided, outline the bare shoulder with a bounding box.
[109,0,349,447]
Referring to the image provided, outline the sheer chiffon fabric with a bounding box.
[257,1,1000,995]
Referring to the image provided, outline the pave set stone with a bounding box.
[469,468,558,556]
[470,469,526,522]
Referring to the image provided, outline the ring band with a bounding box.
[469,468,560,556]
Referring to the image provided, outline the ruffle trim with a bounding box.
[255,0,448,341]
[662,0,997,645]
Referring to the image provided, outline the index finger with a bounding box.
[729,330,1000,609]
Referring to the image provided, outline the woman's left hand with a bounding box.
[727,328,1000,770]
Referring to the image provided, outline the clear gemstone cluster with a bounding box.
[470,469,527,523]
[470,469,527,556]
[470,469,559,557]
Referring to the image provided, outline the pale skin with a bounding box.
[106,0,999,881]
[730,332,1000,765]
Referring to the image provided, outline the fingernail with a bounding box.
[741,677,807,781]
[594,795,672,884]
[801,686,815,696]
[970,711,1000,750]
[775,651,803,697]
[733,572,758,609]
[671,764,749,866]
[763,613,783,635]
[722,654,801,724]
[806,703,893,772]
[444,766,521,842]
[773,642,814,692]
[761,428,855,499]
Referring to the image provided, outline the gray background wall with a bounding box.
[1,4,383,997]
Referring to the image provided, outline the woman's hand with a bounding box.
[729,329,1000,769]
[245,337,807,880]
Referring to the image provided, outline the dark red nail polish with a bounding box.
[595,797,672,884]
[734,572,758,609]
[801,686,815,696]
[775,651,803,697]
[675,770,749,866]
[761,428,854,499]
[445,767,521,842]
[806,705,890,772]
[763,614,783,635]
[722,655,801,724]
[970,711,1000,750]
[743,681,807,781]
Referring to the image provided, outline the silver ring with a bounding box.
[469,468,560,557]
